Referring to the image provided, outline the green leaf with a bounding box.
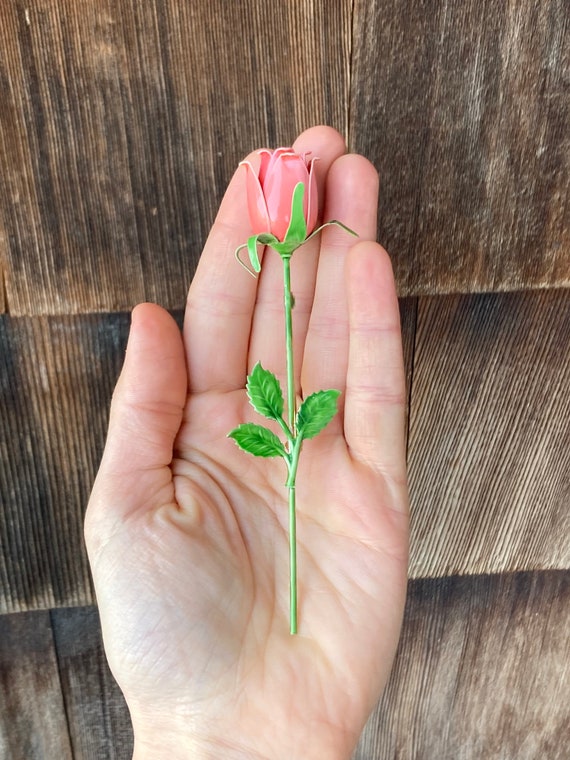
[228,423,286,458]
[247,363,284,420]
[283,182,307,245]
[296,389,341,439]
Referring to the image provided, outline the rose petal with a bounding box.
[306,157,319,235]
[263,153,310,241]
[257,149,273,186]
[241,160,271,235]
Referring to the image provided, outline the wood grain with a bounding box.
[0,0,350,316]
[51,607,133,759]
[0,263,5,314]
[354,571,570,760]
[0,311,133,613]
[351,0,570,295]
[399,298,417,452]
[0,611,72,759]
[3,289,569,611]
[3,572,567,759]
[408,289,570,578]
[0,301,416,613]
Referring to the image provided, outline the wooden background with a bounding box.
[1,1,568,757]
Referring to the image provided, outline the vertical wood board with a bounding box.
[0,611,73,759]
[0,302,415,613]
[408,289,570,577]
[51,607,134,759]
[3,572,567,759]
[351,0,570,295]
[0,0,351,315]
[0,311,133,612]
[355,571,570,759]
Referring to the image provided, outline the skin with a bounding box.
[84,126,409,760]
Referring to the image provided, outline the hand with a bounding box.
[85,126,409,760]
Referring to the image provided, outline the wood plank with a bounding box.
[1,291,568,610]
[400,298,417,452]
[0,611,72,759]
[51,607,133,759]
[351,0,570,296]
[0,301,415,613]
[0,276,4,314]
[0,311,132,613]
[0,262,5,314]
[408,289,570,578]
[354,571,570,760]
[4,573,565,759]
[0,0,351,316]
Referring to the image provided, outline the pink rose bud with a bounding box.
[241,148,318,242]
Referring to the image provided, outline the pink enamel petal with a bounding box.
[257,149,272,186]
[263,153,310,241]
[241,160,271,234]
[265,147,295,182]
[306,157,319,234]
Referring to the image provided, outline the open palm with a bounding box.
[85,126,409,760]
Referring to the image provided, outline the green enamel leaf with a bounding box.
[296,389,341,440]
[228,423,286,458]
[283,182,307,245]
[247,363,284,420]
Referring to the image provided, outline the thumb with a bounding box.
[86,303,187,534]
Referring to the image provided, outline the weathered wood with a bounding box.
[3,573,567,759]
[0,265,5,314]
[3,290,570,611]
[0,0,351,316]
[351,0,570,295]
[51,607,133,759]
[354,571,570,760]
[0,611,72,759]
[0,311,133,613]
[408,289,570,578]
[0,301,416,613]
[399,297,417,451]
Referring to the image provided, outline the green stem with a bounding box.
[283,256,295,434]
[289,483,297,635]
[283,255,297,634]
[286,434,304,635]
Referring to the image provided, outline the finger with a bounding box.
[344,242,407,486]
[301,154,379,432]
[247,126,347,389]
[86,304,187,531]
[184,154,263,393]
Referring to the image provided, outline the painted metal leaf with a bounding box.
[247,363,284,420]
[228,423,286,458]
[296,389,341,439]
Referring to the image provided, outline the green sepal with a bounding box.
[283,182,307,246]
[267,240,302,257]
[296,389,341,440]
[247,363,284,421]
[246,233,279,273]
[304,219,358,244]
[228,423,287,458]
